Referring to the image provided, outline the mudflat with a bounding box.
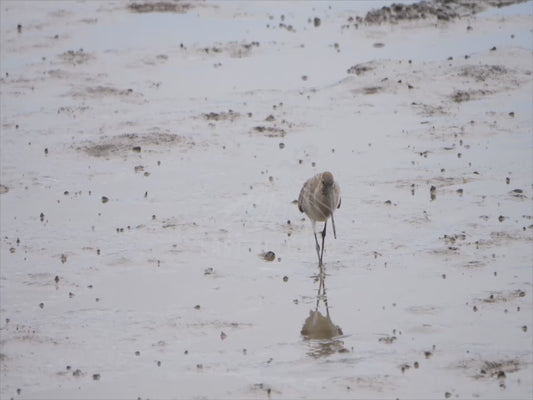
[1,1,532,399]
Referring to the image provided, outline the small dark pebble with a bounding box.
[522,325,527,332]
[39,302,44,309]
[283,276,288,282]
[93,373,100,380]
[101,196,109,204]
[132,146,141,152]
[313,17,321,27]
[430,185,437,200]
[263,251,275,262]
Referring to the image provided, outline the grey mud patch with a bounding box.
[128,2,194,14]
[361,0,524,25]
[458,358,523,380]
[68,86,144,102]
[77,132,195,157]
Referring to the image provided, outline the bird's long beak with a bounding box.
[331,211,337,239]
[328,193,337,239]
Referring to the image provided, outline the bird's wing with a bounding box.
[297,180,309,213]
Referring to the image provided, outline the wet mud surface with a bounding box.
[1,0,532,399]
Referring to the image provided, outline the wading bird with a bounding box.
[298,171,341,267]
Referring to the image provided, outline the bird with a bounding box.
[298,171,341,267]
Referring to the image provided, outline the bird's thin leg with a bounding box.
[319,220,327,269]
[313,231,321,267]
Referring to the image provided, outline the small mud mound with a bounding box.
[77,132,195,157]
[346,61,377,75]
[197,41,260,59]
[451,89,494,102]
[201,110,241,122]
[58,49,94,65]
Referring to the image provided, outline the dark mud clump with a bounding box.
[128,2,193,14]
[346,61,376,75]
[251,126,286,138]
[202,110,240,122]
[363,0,486,24]
[199,41,260,58]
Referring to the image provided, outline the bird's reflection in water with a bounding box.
[301,267,346,357]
